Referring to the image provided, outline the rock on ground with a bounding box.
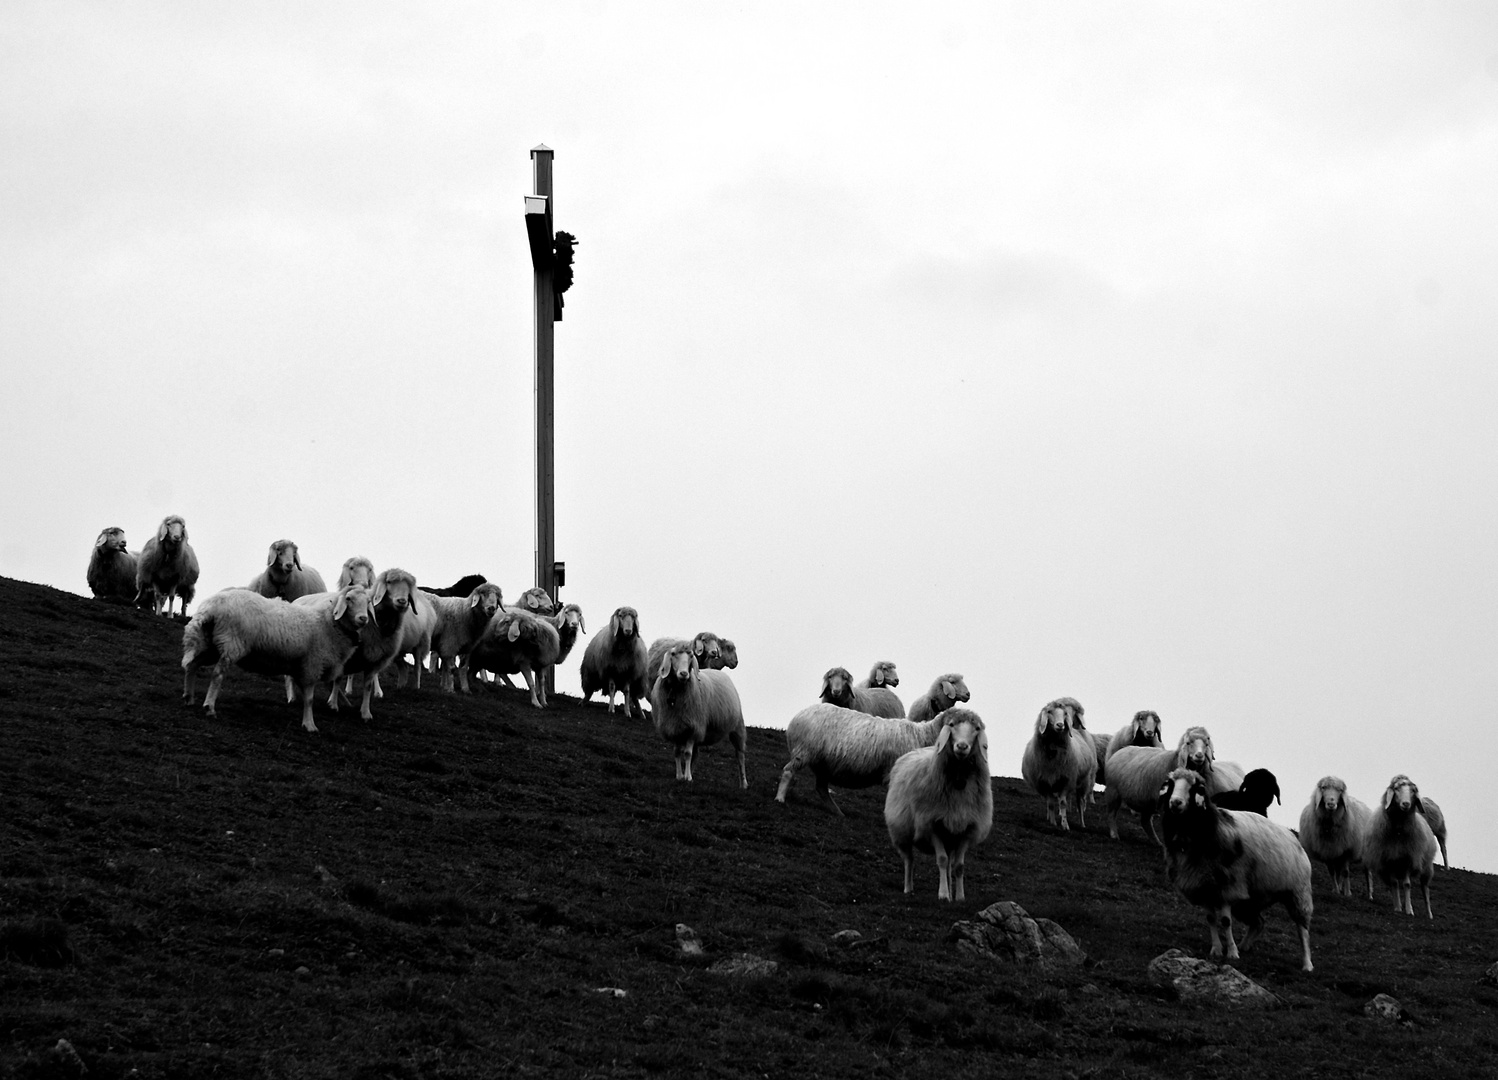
[1146,949,1282,1008]
[949,901,1086,969]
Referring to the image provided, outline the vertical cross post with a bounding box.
[525,144,556,695]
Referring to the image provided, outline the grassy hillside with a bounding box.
[2,576,1496,1079]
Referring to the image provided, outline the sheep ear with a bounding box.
[95,530,109,549]
[266,546,277,566]
[1412,795,1424,815]
[469,592,482,609]
[158,521,170,542]
[332,590,350,621]
[507,619,521,643]
[693,640,704,656]
[936,724,953,754]
[942,680,955,700]
[611,614,621,636]
[292,549,302,570]
[577,614,586,633]
[371,575,387,607]
[1383,787,1395,810]
[407,587,418,613]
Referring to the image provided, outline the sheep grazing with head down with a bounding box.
[88,527,140,603]
[136,515,200,617]
[884,708,992,902]
[819,666,905,719]
[248,540,327,601]
[647,632,723,680]
[1021,697,1098,830]
[423,582,506,693]
[775,703,951,815]
[1212,769,1282,817]
[1363,774,1440,918]
[580,606,648,718]
[181,582,374,733]
[1297,776,1373,898]
[1104,725,1222,844]
[1160,767,1314,972]
[650,642,747,787]
[905,674,971,726]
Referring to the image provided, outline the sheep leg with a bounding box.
[774,760,799,804]
[898,846,915,895]
[1364,868,1374,901]
[284,676,297,704]
[681,743,695,782]
[1105,796,1122,840]
[1297,926,1314,972]
[1056,794,1070,832]
[815,777,844,817]
[1074,789,1087,829]
[538,667,549,708]
[499,673,517,689]
[950,839,969,903]
[360,674,376,721]
[182,667,197,704]
[519,664,542,708]
[730,730,748,790]
[1238,909,1266,953]
[931,834,952,901]
[456,659,471,695]
[1207,907,1237,962]
[1419,876,1433,919]
[203,665,228,718]
[605,679,617,715]
[299,683,319,733]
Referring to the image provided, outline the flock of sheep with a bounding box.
[89,516,1451,976]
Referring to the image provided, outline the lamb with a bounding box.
[1297,776,1374,899]
[468,607,565,708]
[1160,767,1314,972]
[819,666,905,719]
[579,606,648,718]
[135,515,200,617]
[424,582,506,692]
[905,674,971,726]
[246,540,326,601]
[181,582,374,733]
[884,708,993,902]
[774,703,951,816]
[1020,697,1098,830]
[1212,769,1282,817]
[649,642,747,787]
[1363,774,1440,918]
[858,662,899,690]
[1103,725,1222,843]
[87,527,139,603]
[646,632,723,679]
[296,569,419,720]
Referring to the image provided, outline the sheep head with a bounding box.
[1384,775,1423,815]
[558,604,585,633]
[935,674,970,708]
[372,569,418,616]
[1161,767,1212,816]
[658,643,699,688]
[1131,710,1163,746]
[611,607,639,640]
[718,639,738,668]
[1048,696,1085,730]
[517,588,556,616]
[95,527,127,553]
[820,667,855,707]
[1176,726,1216,776]
[158,516,187,545]
[1034,700,1073,743]
[1243,768,1281,806]
[868,661,899,688]
[331,584,373,632]
[1315,776,1347,814]
[338,557,375,589]
[936,708,987,763]
[692,632,722,667]
[267,540,301,578]
[468,583,504,620]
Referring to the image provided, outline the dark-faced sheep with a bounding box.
[1021,697,1098,830]
[580,606,648,718]
[1160,768,1314,972]
[136,515,200,617]
[819,666,905,719]
[469,607,565,708]
[249,540,327,601]
[87,527,140,603]
[884,708,993,901]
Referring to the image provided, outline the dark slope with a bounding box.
[2,576,1496,1079]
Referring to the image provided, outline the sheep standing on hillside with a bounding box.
[181,583,373,733]
[885,708,992,902]
[650,642,747,787]
[1021,698,1098,830]
[775,704,951,815]
[248,540,326,601]
[819,666,905,719]
[905,674,971,726]
[88,527,139,603]
[425,582,506,692]
[580,606,648,718]
[469,607,564,708]
[1160,767,1314,972]
[136,515,199,617]
[1297,776,1373,898]
[1104,726,1219,843]
[1363,774,1440,918]
[646,633,722,681]
[298,569,419,720]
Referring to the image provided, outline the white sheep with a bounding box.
[1363,774,1440,918]
[884,708,993,902]
[135,515,200,617]
[1297,776,1374,899]
[87,527,139,603]
[336,557,376,589]
[296,569,420,720]
[819,666,905,719]
[181,582,374,733]
[1020,698,1098,830]
[512,587,557,616]
[579,606,649,718]
[905,673,971,726]
[1171,724,1247,796]
[468,607,565,708]
[247,540,327,601]
[1160,767,1314,972]
[646,632,723,681]
[774,703,951,816]
[424,582,506,693]
[857,661,899,690]
[1103,725,1222,843]
[388,583,440,690]
[649,642,747,787]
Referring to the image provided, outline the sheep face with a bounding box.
[1162,768,1210,816]
[692,633,722,667]
[517,588,555,615]
[1316,777,1347,813]
[468,583,504,620]
[1034,701,1072,745]
[372,570,419,616]
[940,676,971,706]
[821,667,855,705]
[937,710,987,762]
[332,585,374,630]
[658,644,698,688]
[718,639,738,668]
[338,558,375,589]
[267,540,301,578]
[870,662,898,687]
[559,604,584,633]
[158,516,187,545]
[1132,711,1161,743]
[611,607,639,639]
[1177,727,1215,775]
[1384,775,1423,815]
[96,527,128,553]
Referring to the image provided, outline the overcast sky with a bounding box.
[4,3,1496,872]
